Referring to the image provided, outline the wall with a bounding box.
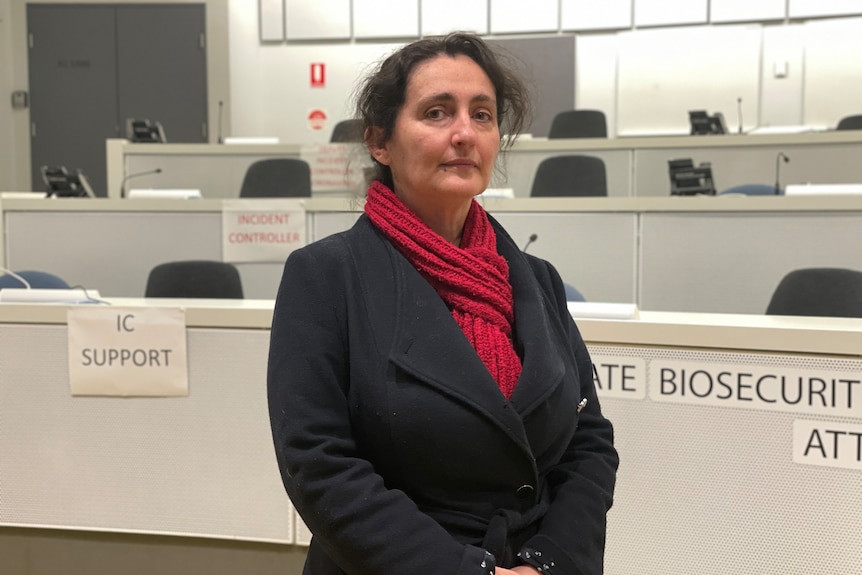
[0,0,15,189]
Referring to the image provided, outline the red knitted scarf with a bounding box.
[364,181,522,398]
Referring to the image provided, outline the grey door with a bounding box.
[117,4,208,144]
[27,4,119,197]
[27,4,208,197]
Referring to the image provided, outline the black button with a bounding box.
[516,484,534,499]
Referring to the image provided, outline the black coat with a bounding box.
[268,214,618,575]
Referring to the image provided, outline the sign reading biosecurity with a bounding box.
[651,359,861,417]
[67,307,188,396]
[222,199,306,263]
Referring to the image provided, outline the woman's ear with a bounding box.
[365,126,391,166]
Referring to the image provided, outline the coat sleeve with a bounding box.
[520,259,620,575]
[267,241,494,575]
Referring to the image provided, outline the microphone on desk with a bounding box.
[737,97,744,135]
[775,152,790,195]
[522,233,538,252]
[120,168,162,199]
[217,100,224,144]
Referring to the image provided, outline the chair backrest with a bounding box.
[836,115,862,131]
[239,158,311,198]
[548,110,607,139]
[0,270,70,289]
[765,267,862,318]
[145,260,244,299]
[564,283,586,302]
[719,184,777,196]
[330,119,364,143]
[530,155,608,197]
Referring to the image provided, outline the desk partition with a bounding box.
[110,131,862,200]
[1,302,860,575]
[3,196,862,313]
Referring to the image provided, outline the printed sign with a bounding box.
[793,419,862,470]
[67,307,188,397]
[308,109,327,131]
[300,143,366,192]
[649,359,862,418]
[310,62,325,87]
[591,355,646,400]
[222,199,307,263]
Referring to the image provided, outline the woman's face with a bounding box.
[372,54,500,212]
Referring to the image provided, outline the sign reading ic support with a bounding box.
[67,307,188,397]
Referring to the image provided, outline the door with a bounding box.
[27,4,208,197]
[28,4,119,197]
[116,4,208,144]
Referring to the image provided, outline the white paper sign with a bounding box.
[793,419,862,471]
[222,199,307,263]
[591,355,646,400]
[67,307,188,397]
[649,358,862,417]
[299,143,367,192]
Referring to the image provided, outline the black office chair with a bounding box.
[548,110,607,139]
[145,260,244,299]
[835,115,862,131]
[765,268,862,318]
[239,158,312,198]
[330,119,364,143]
[0,270,71,289]
[530,155,607,197]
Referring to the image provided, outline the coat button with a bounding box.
[516,484,534,499]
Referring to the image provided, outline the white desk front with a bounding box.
[1,301,860,574]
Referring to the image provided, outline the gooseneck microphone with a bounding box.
[217,100,224,144]
[522,233,538,252]
[737,97,743,135]
[774,152,790,195]
[120,168,162,198]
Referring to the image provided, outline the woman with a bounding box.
[268,32,618,575]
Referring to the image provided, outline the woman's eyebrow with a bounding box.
[415,92,497,108]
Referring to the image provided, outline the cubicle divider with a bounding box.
[108,132,862,200]
[3,195,862,314]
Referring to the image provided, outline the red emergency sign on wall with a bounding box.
[310,63,326,87]
[308,109,327,130]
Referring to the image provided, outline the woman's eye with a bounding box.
[426,109,444,120]
[475,110,493,121]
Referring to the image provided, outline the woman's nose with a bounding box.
[451,112,476,146]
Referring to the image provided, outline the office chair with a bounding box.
[564,283,586,302]
[239,158,312,198]
[765,268,862,318]
[330,119,364,143]
[548,110,607,139]
[835,115,862,131]
[719,184,777,196]
[530,155,607,197]
[145,260,244,299]
[0,270,71,289]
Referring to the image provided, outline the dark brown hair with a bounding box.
[355,32,531,188]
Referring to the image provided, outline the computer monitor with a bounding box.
[126,118,167,143]
[40,166,96,198]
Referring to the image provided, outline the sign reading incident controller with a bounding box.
[67,307,188,396]
[222,199,306,263]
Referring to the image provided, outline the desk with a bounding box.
[2,300,860,574]
[4,195,862,314]
[109,131,862,199]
